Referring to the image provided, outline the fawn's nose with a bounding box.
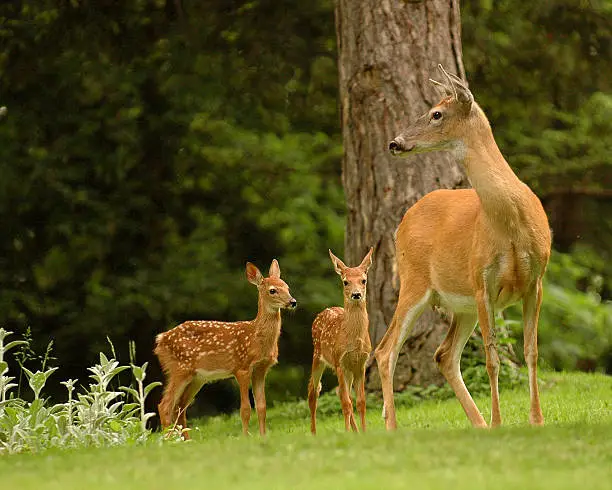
[351,292,362,300]
[389,140,400,152]
[289,298,297,308]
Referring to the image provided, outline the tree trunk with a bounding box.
[335,0,468,390]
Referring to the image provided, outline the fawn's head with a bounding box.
[329,248,374,304]
[389,64,477,158]
[246,260,297,311]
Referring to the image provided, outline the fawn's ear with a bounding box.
[246,262,264,286]
[269,259,281,279]
[329,249,347,276]
[359,247,374,273]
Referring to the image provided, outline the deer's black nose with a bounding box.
[389,140,400,152]
[289,298,297,308]
[351,292,362,300]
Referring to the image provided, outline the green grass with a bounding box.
[1,372,610,490]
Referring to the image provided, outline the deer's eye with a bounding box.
[269,288,277,295]
[343,280,349,286]
[361,279,367,285]
[432,111,442,120]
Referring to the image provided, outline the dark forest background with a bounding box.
[1,0,611,413]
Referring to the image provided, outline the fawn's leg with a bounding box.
[308,357,325,435]
[344,371,358,432]
[158,373,189,432]
[235,370,252,435]
[434,313,486,428]
[523,279,544,426]
[176,377,206,440]
[252,363,270,436]
[336,367,354,432]
[476,289,502,427]
[375,288,430,430]
[355,366,367,432]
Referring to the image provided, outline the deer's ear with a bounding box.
[359,247,374,272]
[246,262,263,286]
[452,79,473,109]
[269,259,281,279]
[328,249,347,276]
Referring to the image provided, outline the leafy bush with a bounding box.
[0,328,161,455]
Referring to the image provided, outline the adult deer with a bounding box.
[376,65,551,429]
[155,260,296,438]
[308,248,373,434]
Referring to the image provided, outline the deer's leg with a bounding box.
[355,366,367,432]
[251,363,270,436]
[476,289,502,427]
[434,313,487,428]
[523,279,544,426]
[158,374,189,432]
[344,370,358,432]
[336,367,354,432]
[375,288,430,430]
[235,370,252,435]
[176,377,206,440]
[308,357,325,435]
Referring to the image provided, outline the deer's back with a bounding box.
[155,320,252,374]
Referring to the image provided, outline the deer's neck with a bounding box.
[342,301,369,340]
[461,112,532,239]
[252,298,282,347]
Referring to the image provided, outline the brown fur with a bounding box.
[377,67,551,430]
[308,248,373,434]
[155,260,296,438]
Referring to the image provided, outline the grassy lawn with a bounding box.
[1,371,610,490]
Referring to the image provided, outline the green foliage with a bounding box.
[463,0,612,194]
[0,328,160,454]
[0,0,342,382]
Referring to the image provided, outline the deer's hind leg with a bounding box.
[308,356,326,435]
[158,371,191,434]
[434,312,486,428]
[176,376,207,440]
[523,279,544,426]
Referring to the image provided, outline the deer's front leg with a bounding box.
[252,363,269,436]
[355,367,367,432]
[235,370,252,435]
[523,279,544,426]
[476,289,501,427]
[336,367,355,432]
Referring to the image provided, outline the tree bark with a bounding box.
[335,0,468,390]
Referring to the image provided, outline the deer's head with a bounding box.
[329,248,374,304]
[389,64,474,157]
[246,260,297,311]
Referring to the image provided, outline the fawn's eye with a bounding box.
[432,111,442,120]
[343,280,349,286]
[269,288,277,295]
[361,279,367,285]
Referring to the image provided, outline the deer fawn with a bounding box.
[377,65,551,430]
[308,248,373,434]
[155,260,296,438]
